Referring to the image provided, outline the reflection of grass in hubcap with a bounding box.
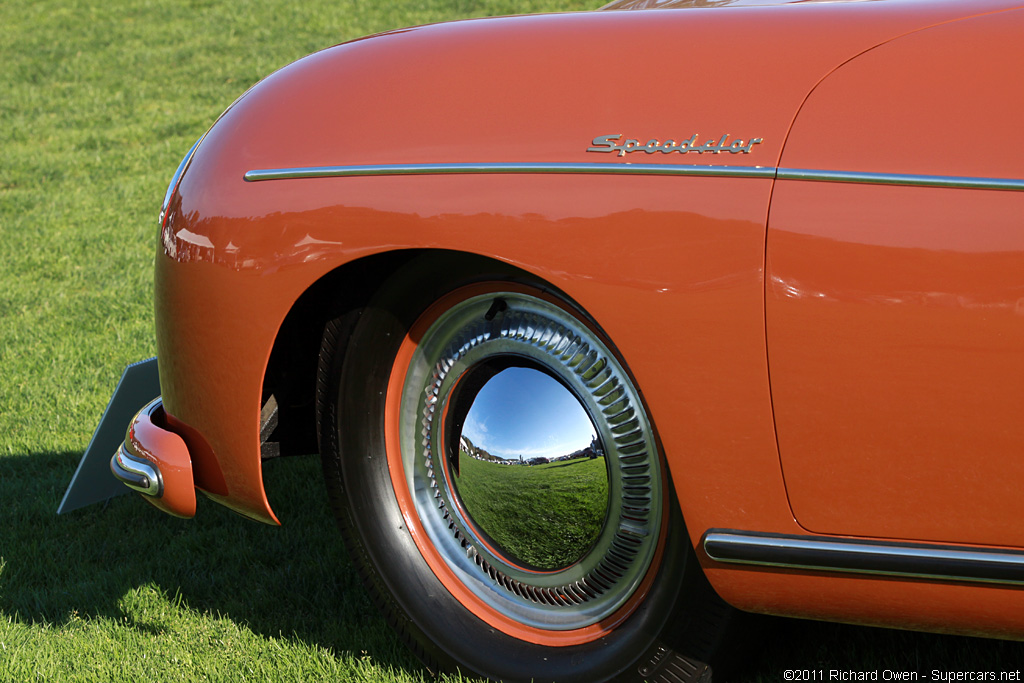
[454,453,609,570]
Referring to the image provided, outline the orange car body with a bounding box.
[147,0,1024,641]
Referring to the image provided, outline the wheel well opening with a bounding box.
[259,250,418,459]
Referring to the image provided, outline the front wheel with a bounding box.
[318,256,736,682]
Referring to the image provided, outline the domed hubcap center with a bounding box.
[446,362,609,572]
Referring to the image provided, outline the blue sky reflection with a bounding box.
[461,367,597,461]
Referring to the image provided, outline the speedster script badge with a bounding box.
[588,133,763,157]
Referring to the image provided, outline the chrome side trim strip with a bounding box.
[243,163,776,182]
[777,168,1024,192]
[703,530,1024,586]
[245,162,1024,191]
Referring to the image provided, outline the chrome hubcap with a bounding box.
[398,290,662,630]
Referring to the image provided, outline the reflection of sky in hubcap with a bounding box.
[460,367,597,462]
[452,364,608,570]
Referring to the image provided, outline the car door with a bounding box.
[766,8,1024,547]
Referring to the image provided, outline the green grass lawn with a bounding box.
[454,455,608,569]
[1,0,1022,679]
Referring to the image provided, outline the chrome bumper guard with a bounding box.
[108,397,197,518]
[111,443,163,497]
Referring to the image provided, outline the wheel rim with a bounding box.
[390,286,664,633]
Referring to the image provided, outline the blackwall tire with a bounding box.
[318,255,737,683]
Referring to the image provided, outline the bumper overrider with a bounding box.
[110,398,197,518]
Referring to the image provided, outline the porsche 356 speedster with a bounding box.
[96,0,1024,679]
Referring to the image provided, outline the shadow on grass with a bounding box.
[3,451,1023,680]
[744,615,1024,679]
[544,458,596,470]
[0,450,419,674]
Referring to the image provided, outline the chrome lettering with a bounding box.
[586,134,622,153]
[588,133,763,156]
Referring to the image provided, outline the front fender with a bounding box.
[154,1,995,526]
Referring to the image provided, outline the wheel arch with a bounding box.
[258,250,418,461]
[260,249,574,463]
[260,248,691,533]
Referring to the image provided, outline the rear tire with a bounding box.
[317,254,737,682]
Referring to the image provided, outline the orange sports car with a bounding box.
[77,0,1024,679]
